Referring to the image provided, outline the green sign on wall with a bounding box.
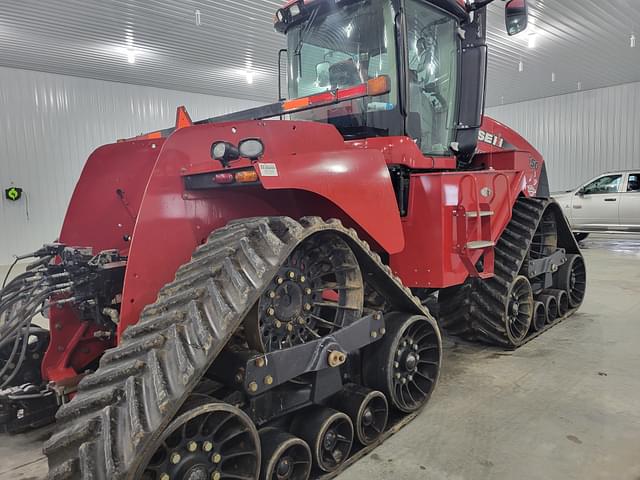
[5,187,23,201]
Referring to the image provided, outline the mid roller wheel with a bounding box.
[328,384,388,446]
[545,288,569,317]
[291,408,353,473]
[246,232,364,352]
[363,312,441,413]
[139,402,260,480]
[536,293,558,324]
[553,254,586,308]
[259,428,311,480]
[531,301,547,332]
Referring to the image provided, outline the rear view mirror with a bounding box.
[505,0,528,36]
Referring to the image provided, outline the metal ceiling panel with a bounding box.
[485,0,640,106]
[1,1,639,107]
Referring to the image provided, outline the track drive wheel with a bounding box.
[140,402,260,480]
[259,428,311,480]
[553,254,586,308]
[291,408,353,473]
[328,384,388,446]
[246,232,364,353]
[363,312,441,413]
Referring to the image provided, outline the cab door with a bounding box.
[571,174,622,229]
[619,172,640,230]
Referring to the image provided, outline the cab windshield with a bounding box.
[287,0,400,140]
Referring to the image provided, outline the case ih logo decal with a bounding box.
[478,130,505,148]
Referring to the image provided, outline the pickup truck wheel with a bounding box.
[573,232,589,242]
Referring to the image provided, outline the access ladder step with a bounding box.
[465,210,494,218]
[465,240,495,250]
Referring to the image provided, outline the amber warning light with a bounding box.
[212,169,260,185]
[281,75,391,113]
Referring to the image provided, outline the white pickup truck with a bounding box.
[553,170,640,241]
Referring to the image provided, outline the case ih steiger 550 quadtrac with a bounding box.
[0,0,586,478]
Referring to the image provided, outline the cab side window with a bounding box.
[627,174,640,192]
[581,175,622,195]
[405,0,458,156]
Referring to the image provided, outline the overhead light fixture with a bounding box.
[551,72,556,82]
[577,81,582,91]
[527,32,537,49]
[195,9,201,26]
[631,34,637,48]
[246,71,255,84]
[518,60,524,72]
[126,48,136,64]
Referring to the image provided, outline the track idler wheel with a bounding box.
[503,276,534,345]
[531,301,547,331]
[363,312,441,413]
[536,293,558,324]
[140,402,260,480]
[328,384,388,446]
[247,232,364,353]
[545,289,569,317]
[554,254,587,308]
[259,428,311,480]
[291,407,353,473]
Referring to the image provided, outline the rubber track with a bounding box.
[438,197,579,347]
[44,217,430,480]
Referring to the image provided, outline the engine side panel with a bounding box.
[390,169,525,288]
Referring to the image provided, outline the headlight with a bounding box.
[289,3,301,16]
[238,139,265,160]
[211,141,240,167]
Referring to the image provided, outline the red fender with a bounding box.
[476,116,545,197]
[117,120,403,335]
[44,139,161,381]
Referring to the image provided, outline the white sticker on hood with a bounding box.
[258,163,278,177]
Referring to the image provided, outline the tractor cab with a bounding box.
[275,0,529,161]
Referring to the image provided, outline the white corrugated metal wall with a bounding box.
[3,67,640,264]
[0,66,262,265]
[486,81,640,192]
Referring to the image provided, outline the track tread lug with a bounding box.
[56,386,124,420]
[146,349,171,413]
[122,310,186,340]
[100,334,165,365]
[124,376,146,447]
[78,360,146,392]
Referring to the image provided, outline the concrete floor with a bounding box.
[1,234,639,480]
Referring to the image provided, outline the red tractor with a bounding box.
[0,0,586,478]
